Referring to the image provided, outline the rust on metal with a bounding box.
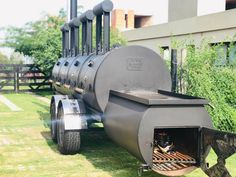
[153,148,196,165]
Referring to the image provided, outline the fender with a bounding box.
[57,99,88,130]
[50,95,68,115]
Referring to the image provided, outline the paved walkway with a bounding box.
[0,95,23,111]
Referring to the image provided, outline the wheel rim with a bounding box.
[50,102,56,136]
[57,106,65,146]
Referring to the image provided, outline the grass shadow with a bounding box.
[80,130,165,177]
[31,98,171,176]
[41,131,59,154]
[33,100,59,153]
[40,128,165,176]
[34,91,54,100]
[32,101,50,128]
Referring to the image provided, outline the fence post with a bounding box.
[16,65,20,93]
[0,64,51,92]
[171,49,178,93]
[14,68,16,92]
[13,65,20,93]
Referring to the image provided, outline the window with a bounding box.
[216,45,227,65]
[229,43,236,64]
[125,14,128,28]
[211,42,236,66]
[226,0,236,10]
[161,46,170,60]
[134,15,152,28]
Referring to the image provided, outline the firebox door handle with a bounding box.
[200,127,236,177]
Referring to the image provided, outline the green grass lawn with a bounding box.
[0,93,235,177]
[0,100,11,112]
[35,91,53,100]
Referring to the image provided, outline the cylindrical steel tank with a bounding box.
[52,46,172,112]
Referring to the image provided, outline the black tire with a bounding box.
[50,101,57,143]
[57,105,81,155]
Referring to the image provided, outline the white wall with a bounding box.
[114,0,169,24]
[74,0,226,25]
[150,0,169,24]
[197,0,225,16]
[77,0,168,24]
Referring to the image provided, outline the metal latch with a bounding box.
[138,164,151,177]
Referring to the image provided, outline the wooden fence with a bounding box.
[0,64,52,92]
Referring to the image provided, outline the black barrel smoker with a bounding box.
[50,0,236,176]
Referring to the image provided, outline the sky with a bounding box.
[0,0,157,29]
[0,0,66,56]
[0,0,66,28]
[0,0,103,52]
[0,0,157,56]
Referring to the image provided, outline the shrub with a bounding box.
[180,42,236,132]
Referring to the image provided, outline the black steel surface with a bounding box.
[60,23,70,57]
[69,18,81,56]
[104,95,213,166]
[93,0,113,16]
[110,90,209,106]
[80,10,95,55]
[72,18,80,56]
[95,15,102,54]
[201,128,236,177]
[103,12,110,53]
[70,0,77,19]
[171,49,178,92]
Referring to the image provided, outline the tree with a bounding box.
[4,9,66,74]
[9,52,24,64]
[0,52,9,64]
[4,9,126,74]
[182,43,236,132]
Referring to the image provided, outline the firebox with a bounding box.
[153,127,201,176]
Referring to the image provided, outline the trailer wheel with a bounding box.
[50,100,57,143]
[57,103,81,154]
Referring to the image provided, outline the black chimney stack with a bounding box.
[61,24,70,57]
[69,0,79,57]
[80,10,95,55]
[69,18,80,57]
[93,0,113,54]
[171,49,178,93]
[70,0,77,20]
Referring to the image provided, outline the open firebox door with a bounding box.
[151,127,236,177]
[200,128,236,177]
[152,128,199,176]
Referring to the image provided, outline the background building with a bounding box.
[110,0,236,30]
[68,0,236,63]
[119,0,236,64]
[77,0,168,30]
[110,0,168,30]
[72,0,236,30]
